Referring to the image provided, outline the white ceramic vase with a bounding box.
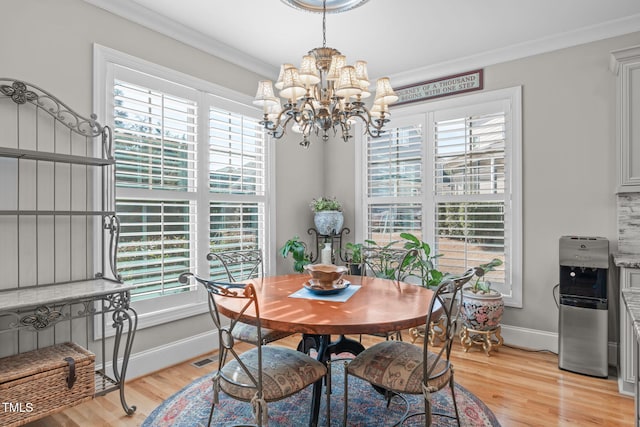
[314,211,344,235]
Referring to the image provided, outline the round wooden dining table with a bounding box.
[213,273,436,335]
[213,273,438,427]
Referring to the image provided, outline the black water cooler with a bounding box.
[558,236,609,378]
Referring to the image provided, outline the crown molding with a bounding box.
[83,0,276,78]
[84,0,640,87]
[389,14,640,87]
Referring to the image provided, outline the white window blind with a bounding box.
[208,105,266,280]
[116,199,194,300]
[113,77,198,300]
[114,80,197,192]
[365,121,423,246]
[433,112,507,291]
[209,108,265,196]
[367,125,422,198]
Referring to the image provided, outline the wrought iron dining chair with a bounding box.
[343,268,476,426]
[359,247,418,341]
[179,273,327,427]
[207,249,293,345]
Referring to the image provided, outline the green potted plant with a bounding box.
[399,232,446,288]
[310,196,344,235]
[343,242,363,275]
[279,236,311,273]
[460,258,504,331]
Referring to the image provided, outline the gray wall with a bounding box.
[3,0,639,367]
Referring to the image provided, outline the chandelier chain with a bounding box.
[322,0,327,48]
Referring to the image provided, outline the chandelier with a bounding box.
[253,0,398,147]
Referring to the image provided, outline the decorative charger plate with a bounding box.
[303,279,351,295]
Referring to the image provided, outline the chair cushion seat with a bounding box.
[231,322,293,345]
[220,346,327,401]
[347,340,451,394]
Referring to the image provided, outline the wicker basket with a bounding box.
[0,342,95,427]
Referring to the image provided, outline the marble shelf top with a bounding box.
[613,253,640,268]
[622,288,640,339]
[0,279,136,312]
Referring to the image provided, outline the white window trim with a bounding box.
[93,44,275,331]
[356,86,522,307]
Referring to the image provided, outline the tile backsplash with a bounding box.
[618,193,640,254]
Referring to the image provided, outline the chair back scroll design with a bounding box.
[206,249,293,346]
[361,247,418,282]
[424,268,474,367]
[421,267,475,425]
[358,248,418,341]
[207,249,264,282]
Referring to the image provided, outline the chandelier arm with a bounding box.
[347,110,389,138]
[262,103,300,139]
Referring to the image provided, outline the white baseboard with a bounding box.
[500,324,558,352]
[500,324,619,369]
[104,329,219,382]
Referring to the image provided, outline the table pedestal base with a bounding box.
[298,333,365,427]
[459,325,503,355]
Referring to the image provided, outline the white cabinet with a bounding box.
[620,267,640,395]
[612,45,640,192]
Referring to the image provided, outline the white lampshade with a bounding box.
[279,67,306,100]
[354,60,369,85]
[355,60,370,98]
[299,55,320,86]
[370,103,390,118]
[327,54,346,81]
[275,63,295,90]
[253,80,278,108]
[374,77,399,105]
[335,66,362,98]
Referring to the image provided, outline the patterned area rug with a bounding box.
[143,359,500,427]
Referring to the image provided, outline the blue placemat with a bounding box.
[288,284,361,302]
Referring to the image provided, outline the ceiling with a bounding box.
[86,0,640,86]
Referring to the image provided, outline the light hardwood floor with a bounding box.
[26,333,634,426]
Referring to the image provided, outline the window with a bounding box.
[113,77,198,301]
[95,46,272,326]
[365,119,423,246]
[361,87,522,306]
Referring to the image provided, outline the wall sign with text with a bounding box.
[393,69,484,106]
